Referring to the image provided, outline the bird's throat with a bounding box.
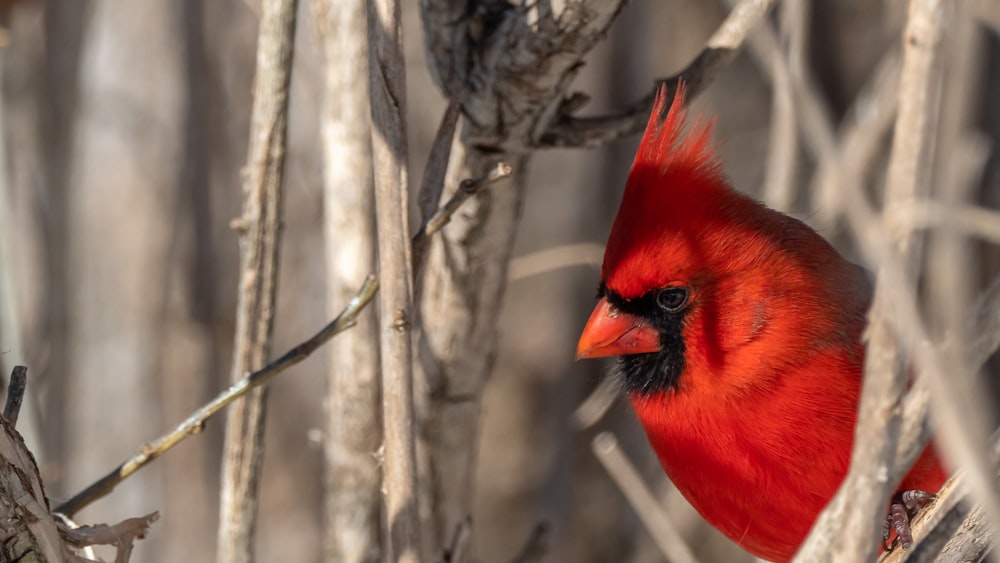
[615,321,686,395]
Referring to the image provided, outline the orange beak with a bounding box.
[576,298,662,359]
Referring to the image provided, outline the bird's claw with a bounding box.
[881,490,936,552]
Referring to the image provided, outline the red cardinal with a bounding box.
[576,84,946,562]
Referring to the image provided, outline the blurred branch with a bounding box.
[368,0,421,560]
[966,0,1000,35]
[810,52,901,229]
[3,365,26,428]
[438,517,472,563]
[795,0,953,560]
[572,376,619,430]
[740,0,919,245]
[217,1,298,561]
[897,200,1000,245]
[508,243,604,282]
[883,275,1000,561]
[315,0,382,560]
[536,0,777,149]
[592,433,699,563]
[760,0,807,210]
[54,276,379,518]
[508,522,551,563]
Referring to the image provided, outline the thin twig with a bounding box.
[413,101,462,275]
[54,276,379,518]
[536,0,778,149]
[572,376,620,430]
[592,432,700,563]
[507,243,604,282]
[3,366,26,428]
[508,522,551,563]
[896,200,1000,245]
[411,161,512,253]
[217,1,298,561]
[760,0,807,210]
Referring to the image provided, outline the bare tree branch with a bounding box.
[809,52,901,229]
[3,365,26,428]
[216,2,298,561]
[54,276,379,518]
[368,0,421,560]
[412,161,511,252]
[315,0,382,560]
[536,0,777,149]
[888,274,1000,561]
[507,243,604,282]
[795,0,951,559]
[416,0,629,547]
[760,0,806,211]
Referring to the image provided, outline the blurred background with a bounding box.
[0,0,997,561]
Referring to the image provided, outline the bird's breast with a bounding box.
[629,348,861,562]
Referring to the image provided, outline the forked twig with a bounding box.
[411,161,512,253]
[536,0,777,149]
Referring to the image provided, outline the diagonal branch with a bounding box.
[535,0,777,149]
[54,276,380,518]
[878,275,1000,562]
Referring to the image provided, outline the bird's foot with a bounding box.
[881,490,936,552]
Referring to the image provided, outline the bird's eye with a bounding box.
[656,287,689,312]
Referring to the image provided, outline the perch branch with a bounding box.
[881,435,1000,562]
[54,276,379,518]
[536,0,777,148]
